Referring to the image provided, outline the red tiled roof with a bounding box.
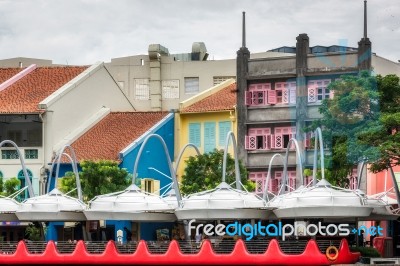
[181,82,237,113]
[69,112,168,162]
[0,68,23,84]
[0,66,88,114]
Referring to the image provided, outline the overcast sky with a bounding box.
[0,0,398,65]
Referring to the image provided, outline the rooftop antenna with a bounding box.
[242,11,246,48]
[363,0,368,39]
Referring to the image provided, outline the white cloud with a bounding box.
[0,0,398,65]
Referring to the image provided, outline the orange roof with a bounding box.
[70,112,168,162]
[0,66,88,114]
[180,82,236,113]
[0,68,23,84]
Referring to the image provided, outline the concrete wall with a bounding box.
[372,55,400,76]
[105,54,236,111]
[40,62,134,167]
[0,57,54,67]
[248,56,296,76]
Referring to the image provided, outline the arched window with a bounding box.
[17,169,33,200]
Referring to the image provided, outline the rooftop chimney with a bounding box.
[358,0,372,71]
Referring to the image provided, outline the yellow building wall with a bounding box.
[175,110,237,181]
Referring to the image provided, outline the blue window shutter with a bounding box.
[219,121,231,146]
[204,122,216,153]
[189,123,201,147]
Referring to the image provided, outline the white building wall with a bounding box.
[372,55,400,76]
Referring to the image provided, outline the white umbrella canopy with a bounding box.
[84,184,176,221]
[16,188,86,221]
[270,179,374,220]
[175,132,273,221]
[0,196,20,221]
[162,188,179,209]
[175,181,271,220]
[359,190,400,221]
[16,145,87,222]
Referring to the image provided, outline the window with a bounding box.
[134,78,150,100]
[304,175,313,186]
[308,79,331,103]
[0,171,3,178]
[213,76,235,86]
[1,150,19,159]
[7,130,22,145]
[275,82,296,104]
[188,123,201,147]
[245,128,271,150]
[249,172,267,194]
[218,121,231,146]
[245,83,271,106]
[141,178,160,195]
[184,77,199,94]
[349,176,358,190]
[27,129,42,146]
[25,149,38,159]
[275,171,296,192]
[162,80,179,99]
[273,127,296,149]
[204,122,216,153]
[17,169,33,200]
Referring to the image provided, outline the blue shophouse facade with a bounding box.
[46,113,176,242]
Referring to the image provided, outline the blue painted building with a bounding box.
[45,112,176,242]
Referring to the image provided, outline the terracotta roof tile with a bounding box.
[69,112,168,162]
[181,82,236,113]
[0,68,23,84]
[0,66,88,114]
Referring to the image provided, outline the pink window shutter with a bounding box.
[274,134,283,149]
[264,135,271,150]
[246,135,257,150]
[245,91,252,105]
[267,90,277,105]
[282,88,289,104]
[270,179,278,194]
[289,87,296,104]
[270,134,275,149]
[308,87,317,103]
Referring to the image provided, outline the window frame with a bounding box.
[162,80,180,99]
[184,77,200,94]
[134,78,150,100]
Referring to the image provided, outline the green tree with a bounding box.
[357,74,400,172]
[59,160,131,202]
[4,177,20,197]
[180,149,254,195]
[24,222,43,241]
[0,177,3,195]
[308,72,400,184]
